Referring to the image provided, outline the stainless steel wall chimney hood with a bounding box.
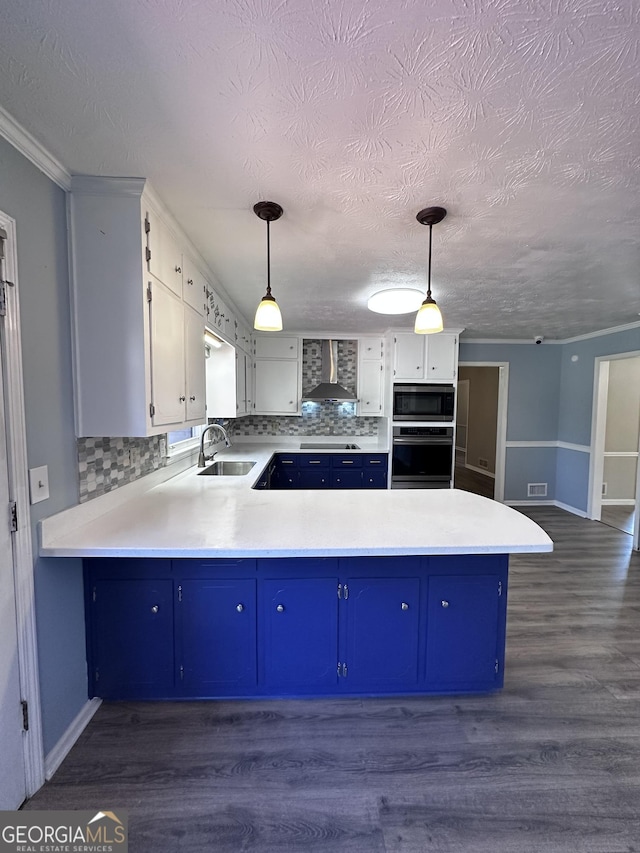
[303,340,357,402]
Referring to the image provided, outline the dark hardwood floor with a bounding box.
[600,504,636,535]
[453,452,494,499]
[24,508,640,852]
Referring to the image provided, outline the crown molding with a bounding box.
[0,104,71,190]
[560,320,640,344]
[70,175,146,196]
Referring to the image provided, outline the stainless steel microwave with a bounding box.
[392,383,455,421]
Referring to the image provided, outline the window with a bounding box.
[167,424,206,458]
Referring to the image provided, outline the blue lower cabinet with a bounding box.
[299,468,330,488]
[425,574,503,690]
[89,578,174,699]
[273,457,299,489]
[331,469,363,488]
[178,578,257,693]
[343,577,420,688]
[261,577,339,690]
[363,469,387,488]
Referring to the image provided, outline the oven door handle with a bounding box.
[392,438,453,446]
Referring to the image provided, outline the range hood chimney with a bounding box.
[303,340,357,402]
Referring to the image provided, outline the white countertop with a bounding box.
[39,442,553,558]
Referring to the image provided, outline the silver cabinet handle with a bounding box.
[441,600,449,608]
[236,603,244,613]
[151,605,159,614]
[401,602,409,610]
[276,604,285,613]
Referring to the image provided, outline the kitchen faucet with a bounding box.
[198,423,232,467]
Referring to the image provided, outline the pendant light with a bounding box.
[414,206,446,334]
[253,201,283,332]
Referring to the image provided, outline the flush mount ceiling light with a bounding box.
[414,206,446,334]
[253,201,283,332]
[367,288,425,315]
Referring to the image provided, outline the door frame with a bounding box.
[457,362,509,503]
[588,351,640,550]
[0,210,45,796]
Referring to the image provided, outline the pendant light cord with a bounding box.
[266,219,272,297]
[426,223,433,299]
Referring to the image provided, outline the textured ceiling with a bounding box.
[1,0,639,339]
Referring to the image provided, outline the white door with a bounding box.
[0,341,27,808]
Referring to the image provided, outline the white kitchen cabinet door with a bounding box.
[182,254,208,316]
[357,360,384,415]
[254,335,299,359]
[184,305,206,422]
[235,351,247,416]
[150,281,186,426]
[146,210,183,297]
[394,332,458,382]
[426,333,458,381]
[254,359,300,414]
[394,334,425,380]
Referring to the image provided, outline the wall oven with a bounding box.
[391,426,454,489]
[393,383,455,422]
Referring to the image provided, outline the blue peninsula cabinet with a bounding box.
[84,553,508,700]
[262,453,388,490]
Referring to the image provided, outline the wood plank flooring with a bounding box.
[23,507,640,852]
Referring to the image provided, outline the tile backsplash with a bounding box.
[77,436,166,503]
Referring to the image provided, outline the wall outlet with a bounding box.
[602,482,607,496]
[131,447,140,468]
[123,449,131,467]
[159,438,167,459]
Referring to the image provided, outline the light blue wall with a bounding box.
[459,342,562,441]
[558,327,640,446]
[0,136,87,755]
[460,328,640,511]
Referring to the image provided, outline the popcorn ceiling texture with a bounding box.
[77,437,166,503]
[1,1,639,339]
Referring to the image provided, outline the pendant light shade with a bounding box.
[414,206,446,335]
[253,201,283,332]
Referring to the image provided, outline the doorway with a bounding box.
[0,215,44,806]
[455,363,508,502]
[589,353,640,548]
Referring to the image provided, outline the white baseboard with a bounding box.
[44,698,102,780]
[601,499,636,506]
[504,499,588,519]
[464,462,496,479]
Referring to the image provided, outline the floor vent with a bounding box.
[528,483,548,497]
[478,458,489,469]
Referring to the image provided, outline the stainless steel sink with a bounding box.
[198,461,256,476]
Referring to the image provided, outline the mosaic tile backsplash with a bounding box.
[232,339,381,438]
[77,436,166,503]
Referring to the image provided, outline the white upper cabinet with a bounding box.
[254,335,299,360]
[393,332,458,383]
[69,176,211,436]
[357,337,385,416]
[146,210,183,298]
[182,254,208,316]
[252,335,301,415]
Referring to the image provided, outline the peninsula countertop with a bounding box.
[40,442,553,558]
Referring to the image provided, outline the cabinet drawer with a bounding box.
[331,454,362,468]
[298,455,331,468]
[363,454,387,466]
